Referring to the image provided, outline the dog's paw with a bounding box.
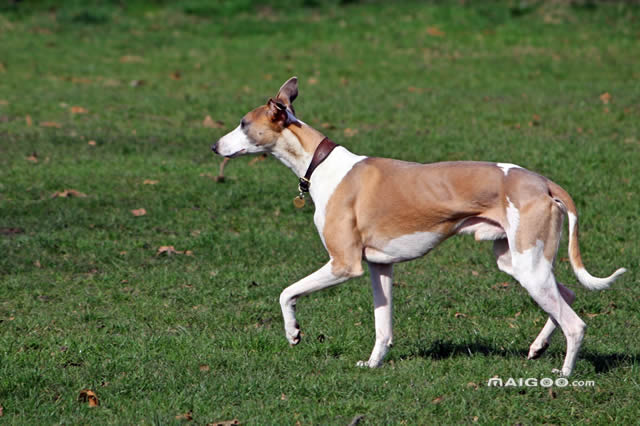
[551,367,571,377]
[285,324,301,346]
[356,359,381,368]
[527,341,550,360]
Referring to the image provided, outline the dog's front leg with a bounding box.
[279,260,354,345]
[357,262,394,368]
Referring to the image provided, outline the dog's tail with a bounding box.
[548,181,626,290]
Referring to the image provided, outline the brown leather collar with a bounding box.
[298,137,339,193]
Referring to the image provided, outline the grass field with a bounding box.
[1,0,639,423]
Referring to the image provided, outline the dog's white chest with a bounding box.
[309,147,366,245]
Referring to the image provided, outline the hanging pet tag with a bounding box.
[293,195,306,209]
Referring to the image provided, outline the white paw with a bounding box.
[527,341,549,360]
[552,368,571,377]
[284,322,300,345]
[356,359,381,368]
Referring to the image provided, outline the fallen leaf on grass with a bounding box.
[143,179,159,185]
[203,115,225,129]
[70,106,88,114]
[170,70,181,80]
[26,115,32,126]
[51,189,87,198]
[120,55,144,63]
[0,404,3,416]
[207,420,240,426]
[492,282,510,290]
[599,92,611,104]
[308,77,318,85]
[426,26,445,37]
[467,382,479,390]
[40,121,61,128]
[78,389,99,407]
[432,395,444,404]
[157,246,193,256]
[131,208,147,216]
[175,411,193,421]
[454,312,467,318]
[199,364,210,372]
[88,140,97,146]
[343,128,358,137]
[280,393,287,400]
[26,152,38,163]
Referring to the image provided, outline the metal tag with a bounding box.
[293,195,306,209]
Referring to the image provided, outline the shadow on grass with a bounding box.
[401,339,638,374]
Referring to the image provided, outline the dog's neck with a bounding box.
[271,122,328,178]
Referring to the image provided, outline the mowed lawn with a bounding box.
[1,1,639,423]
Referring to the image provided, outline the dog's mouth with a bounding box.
[225,149,246,159]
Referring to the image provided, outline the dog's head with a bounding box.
[212,77,301,158]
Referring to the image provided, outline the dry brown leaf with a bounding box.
[432,395,444,404]
[280,393,287,400]
[199,364,210,372]
[321,122,336,130]
[120,55,144,63]
[26,152,38,163]
[176,411,193,421]
[70,106,88,114]
[454,312,467,318]
[343,128,359,137]
[467,382,479,390]
[471,270,479,276]
[207,420,240,426]
[34,260,42,268]
[40,121,61,128]
[78,389,99,407]
[203,115,225,129]
[157,246,180,255]
[143,179,159,185]
[308,77,318,85]
[88,140,97,146]
[170,71,181,80]
[599,92,611,104]
[426,26,445,37]
[131,208,147,217]
[26,115,33,126]
[51,189,87,198]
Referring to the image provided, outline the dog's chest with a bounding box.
[309,148,366,245]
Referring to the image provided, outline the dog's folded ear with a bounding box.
[268,97,301,127]
[276,76,298,113]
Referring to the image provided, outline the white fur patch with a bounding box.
[505,197,520,244]
[310,147,367,245]
[364,231,442,264]
[497,163,522,176]
[216,124,261,157]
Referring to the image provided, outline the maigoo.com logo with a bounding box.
[487,377,595,388]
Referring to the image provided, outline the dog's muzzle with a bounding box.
[211,142,219,154]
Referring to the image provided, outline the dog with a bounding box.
[212,77,626,376]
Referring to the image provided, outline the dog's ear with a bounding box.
[267,98,288,124]
[268,97,301,127]
[276,76,298,113]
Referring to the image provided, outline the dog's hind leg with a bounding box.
[357,262,394,368]
[527,283,575,359]
[279,260,362,345]
[509,198,586,376]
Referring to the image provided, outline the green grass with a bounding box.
[1,0,639,423]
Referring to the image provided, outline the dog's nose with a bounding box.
[211,142,219,154]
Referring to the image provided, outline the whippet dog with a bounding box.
[212,77,626,376]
